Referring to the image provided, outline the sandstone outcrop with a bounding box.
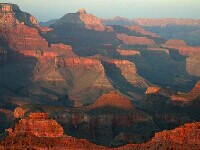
[1,112,200,149]
[0,112,105,149]
[176,39,200,76]
[51,8,106,32]
[88,91,135,110]
[9,112,64,137]
[54,57,113,104]
[146,86,176,97]
[117,33,155,45]
[163,39,200,56]
[1,24,48,51]
[45,9,118,56]
[126,25,160,38]
[116,49,140,56]
[105,59,149,88]
[117,122,200,149]
[171,80,200,102]
[186,56,200,76]
[147,47,169,54]
[13,107,26,119]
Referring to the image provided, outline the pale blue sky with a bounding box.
[1,0,200,21]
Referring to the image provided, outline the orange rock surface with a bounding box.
[117,122,200,150]
[55,57,103,71]
[163,39,200,56]
[145,86,161,94]
[1,113,200,149]
[126,25,160,38]
[146,86,176,97]
[171,80,200,102]
[52,8,106,32]
[117,33,155,45]
[1,24,48,51]
[10,113,64,137]
[88,91,135,110]
[116,49,140,56]
[147,47,169,54]
[14,107,25,119]
[0,112,105,149]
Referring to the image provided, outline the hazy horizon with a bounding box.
[1,0,200,22]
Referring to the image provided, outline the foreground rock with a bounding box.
[1,113,200,149]
[140,81,200,131]
[0,112,105,149]
[117,122,200,150]
[16,92,158,146]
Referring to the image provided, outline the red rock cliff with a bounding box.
[88,91,135,110]
[11,113,64,137]
[117,33,155,45]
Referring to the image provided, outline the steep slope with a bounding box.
[126,25,160,38]
[45,9,118,56]
[162,39,200,76]
[163,39,200,56]
[88,91,135,110]
[103,17,200,46]
[0,112,104,149]
[52,8,106,31]
[118,122,200,150]
[171,80,200,102]
[140,81,200,131]
[0,4,116,106]
[55,57,114,105]
[14,98,158,147]
[117,33,156,45]
[98,58,150,100]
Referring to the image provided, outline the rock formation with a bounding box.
[13,107,25,119]
[1,112,200,149]
[10,113,64,137]
[145,86,176,97]
[54,57,113,104]
[163,39,200,56]
[45,9,118,56]
[0,112,105,149]
[116,49,140,56]
[104,59,149,88]
[117,33,155,45]
[126,25,160,38]
[88,91,135,110]
[118,122,200,149]
[171,80,200,102]
[51,8,106,32]
[186,56,200,76]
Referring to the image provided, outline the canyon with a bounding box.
[0,112,200,149]
[0,3,200,149]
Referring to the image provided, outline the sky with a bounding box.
[1,0,200,22]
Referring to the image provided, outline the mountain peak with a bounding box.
[88,91,135,110]
[77,8,86,14]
